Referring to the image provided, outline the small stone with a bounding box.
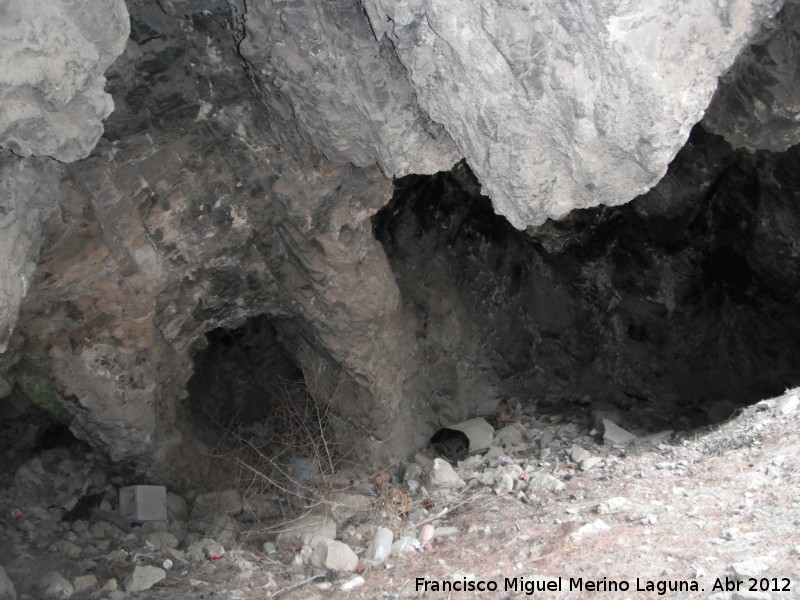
[0,567,17,600]
[124,565,166,593]
[340,576,365,592]
[40,572,74,599]
[494,473,514,495]
[779,393,799,415]
[72,575,97,593]
[568,519,610,541]
[597,497,635,514]
[580,457,603,471]
[164,547,188,564]
[426,458,464,489]
[308,537,358,572]
[105,548,128,562]
[722,527,740,540]
[146,531,179,549]
[730,556,775,579]
[52,540,82,559]
[570,444,592,463]
[391,536,420,554]
[262,541,277,554]
[275,513,336,547]
[365,527,394,563]
[484,446,505,461]
[99,578,118,594]
[526,472,566,492]
[166,492,189,521]
[108,590,127,600]
[601,419,637,445]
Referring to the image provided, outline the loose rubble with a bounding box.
[0,389,798,598]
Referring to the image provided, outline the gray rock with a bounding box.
[0,567,16,600]
[597,497,636,515]
[72,575,97,594]
[239,0,460,177]
[494,473,515,495]
[52,539,82,559]
[328,493,372,523]
[191,489,242,517]
[340,576,365,592]
[166,492,189,521]
[526,472,566,493]
[730,556,775,579]
[40,572,74,599]
[0,0,130,161]
[568,519,610,541]
[365,527,394,563]
[362,0,781,228]
[570,444,593,464]
[601,419,637,445]
[124,565,166,593]
[262,541,277,554]
[425,458,464,489]
[308,537,359,572]
[146,531,180,550]
[0,154,61,354]
[276,513,337,547]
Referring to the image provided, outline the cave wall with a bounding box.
[3,0,415,484]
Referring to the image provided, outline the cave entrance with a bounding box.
[186,316,306,442]
[185,315,345,492]
[374,130,800,437]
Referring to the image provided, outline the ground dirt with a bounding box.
[2,390,799,600]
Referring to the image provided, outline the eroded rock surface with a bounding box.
[0,0,129,162]
[360,0,782,227]
[8,0,412,482]
[0,154,61,354]
[703,0,800,151]
[240,0,461,176]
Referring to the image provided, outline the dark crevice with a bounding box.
[374,129,800,432]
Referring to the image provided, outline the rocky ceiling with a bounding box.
[0,0,799,486]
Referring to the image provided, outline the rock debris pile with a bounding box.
[1,390,799,598]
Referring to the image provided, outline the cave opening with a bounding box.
[185,316,307,443]
[374,127,800,437]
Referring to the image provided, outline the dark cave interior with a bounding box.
[375,126,800,432]
[185,316,305,439]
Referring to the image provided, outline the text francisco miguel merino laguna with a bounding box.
[415,576,705,595]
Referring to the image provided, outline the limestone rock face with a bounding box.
[362,0,782,227]
[0,0,129,162]
[8,0,412,480]
[0,154,61,354]
[703,0,800,151]
[239,0,461,176]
